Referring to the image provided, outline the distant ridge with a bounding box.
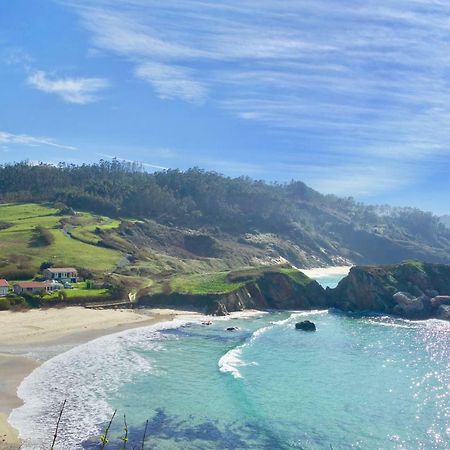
[0,160,449,268]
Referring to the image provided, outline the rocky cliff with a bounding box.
[138,261,450,321]
[138,269,328,315]
[328,261,450,320]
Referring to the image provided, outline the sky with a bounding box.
[1,0,450,214]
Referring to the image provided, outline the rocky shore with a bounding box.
[138,261,450,321]
[328,261,450,320]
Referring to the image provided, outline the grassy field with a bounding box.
[64,213,121,245]
[279,267,314,286]
[0,203,313,303]
[46,287,110,300]
[169,271,245,295]
[146,264,312,296]
[0,203,123,278]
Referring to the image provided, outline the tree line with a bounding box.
[0,160,448,245]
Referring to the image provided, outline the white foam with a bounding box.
[218,324,274,379]
[218,346,246,379]
[10,317,203,450]
[218,310,328,379]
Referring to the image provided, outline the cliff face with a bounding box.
[328,262,450,320]
[138,262,450,321]
[138,270,328,315]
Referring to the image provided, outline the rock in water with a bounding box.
[295,320,316,331]
[226,327,239,331]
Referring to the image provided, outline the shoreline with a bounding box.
[0,265,350,447]
[0,307,201,448]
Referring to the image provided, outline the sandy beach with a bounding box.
[301,265,352,279]
[0,267,351,448]
[0,307,199,448]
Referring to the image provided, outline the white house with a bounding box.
[0,279,9,297]
[13,281,56,295]
[43,267,78,283]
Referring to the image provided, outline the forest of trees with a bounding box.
[0,160,448,253]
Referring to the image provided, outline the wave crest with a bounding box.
[10,318,195,450]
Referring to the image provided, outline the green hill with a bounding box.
[0,160,449,303]
[0,203,122,279]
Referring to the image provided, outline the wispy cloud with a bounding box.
[27,70,109,104]
[62,0,450,195]
[0,131,77,151]
[135,62,206,102]
[3,47,33,68]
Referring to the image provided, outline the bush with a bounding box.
[77,267,93,280]
[0,221,12,230]
[0,298,11,310]
[31,226,55,247]
[107,281,127,299]
[9,296,28,310]
[0,268,36,280]
[40,261,55,272]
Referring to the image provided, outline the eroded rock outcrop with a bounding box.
[138,268,328,316]
[328,261,450,320]
[138,261,450,322]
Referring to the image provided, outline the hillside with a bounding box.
[0,161,449,277]
[0,203,122,279]
[0,201,449,321]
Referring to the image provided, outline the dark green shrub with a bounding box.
[1,268,36,280]
[40,261,55,271]
[0,221,12,230]
[30,226,55,247]
[77,267,93,280]
[0,298,11,310]
[9,296,28,310]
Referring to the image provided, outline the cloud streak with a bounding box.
[135,62,206,102]
[63,0,450,195]
[27,70,109,104]
[0,131,77,151]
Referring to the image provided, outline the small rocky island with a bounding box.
[138,261,450,322]
[295,320,316,331]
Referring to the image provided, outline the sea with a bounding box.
[10,271,450,449]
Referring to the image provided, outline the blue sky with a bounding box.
[1,0,450,214]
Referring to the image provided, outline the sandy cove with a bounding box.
[0,307,200,449]
[0,266,350,448]
[301,265,352,279]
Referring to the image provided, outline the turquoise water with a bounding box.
[11,274,450,449]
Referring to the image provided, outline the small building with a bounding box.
[0,279,9,297]
[13,281,60,295]
[43,267,78,283]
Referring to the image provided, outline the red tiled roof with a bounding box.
[15,281,50,288]
[0,279,9,287]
